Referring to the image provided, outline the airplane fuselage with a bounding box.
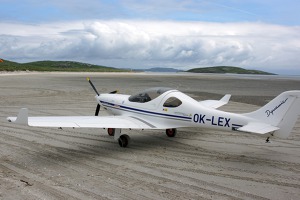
[96,90,252,132]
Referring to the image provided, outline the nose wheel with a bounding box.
[166,128,177,137]
[108,128,130,147]
[118,134,130,147]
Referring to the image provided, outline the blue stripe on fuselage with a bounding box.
[100,100,192,121]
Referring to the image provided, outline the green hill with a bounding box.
[0,59,128,72]
[187,66,275,75]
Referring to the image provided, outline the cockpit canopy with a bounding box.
[129,87,173,103]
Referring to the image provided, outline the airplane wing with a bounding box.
[237,122,279,134]
[7,108,161,129]
[199,94,231,109]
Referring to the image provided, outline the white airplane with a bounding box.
[7,78,300,147]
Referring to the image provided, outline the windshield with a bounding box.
[129,87,173,103]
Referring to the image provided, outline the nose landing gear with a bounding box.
[118,134,130,147]
[107,128,130,148]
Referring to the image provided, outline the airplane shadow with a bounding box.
[25,129,281,171]
[27,131,181,167]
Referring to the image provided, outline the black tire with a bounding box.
[118,134,130,147]
[166,128,177,137]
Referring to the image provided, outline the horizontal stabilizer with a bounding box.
[199,94,231,109]
[237,122,279,134]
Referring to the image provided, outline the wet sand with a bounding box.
[0,72,299,199]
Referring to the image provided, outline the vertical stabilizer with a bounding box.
[273,97,300,138]
[244,91,300,138]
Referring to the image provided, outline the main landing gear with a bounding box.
[107,128,130,148]
[107,128,178,147]
[166,128,177,137]
[107,128,115,136]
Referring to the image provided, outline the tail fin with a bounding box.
[244,91,300,138]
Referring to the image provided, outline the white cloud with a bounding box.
[1,20,300,73]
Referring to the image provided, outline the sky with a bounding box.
[0,0,300,74]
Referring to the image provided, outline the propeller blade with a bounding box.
[95,104,100,116]
[87,77,99,96]
[110,90,118,94]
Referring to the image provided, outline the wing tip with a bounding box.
[221,94,231,103]
[11,108,29,125]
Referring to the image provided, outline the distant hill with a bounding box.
[0,59,128,72]
[187,66,276,75]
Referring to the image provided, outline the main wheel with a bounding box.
[166,128,177,137]
[107,128,115,136]
[118,134,130,147]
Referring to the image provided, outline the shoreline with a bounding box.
[1,70,300,81]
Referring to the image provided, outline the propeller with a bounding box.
[110,90,118,94]
[87,77,99,96]
[87,77,118,116]
[95,104,100,116]
[87,77,101,116]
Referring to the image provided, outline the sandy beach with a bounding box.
[0,72,299,199]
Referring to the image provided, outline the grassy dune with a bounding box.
[0,60,128,72]
[187,66,275,75]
